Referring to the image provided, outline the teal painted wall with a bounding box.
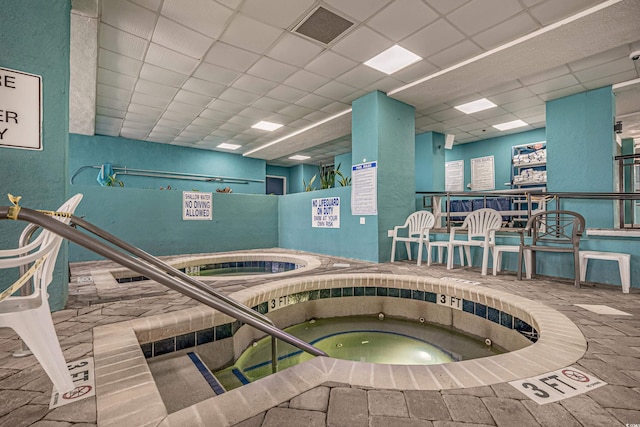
[279,187,378,261]
[546,86,616,228]
[415,131,446,209]
[70,134,266,194]
[266,165,290,194]
[289,164,318,193]
[68,186,279,262]
[0,0,70,310]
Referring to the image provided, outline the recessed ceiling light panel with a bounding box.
[454,98,497,114]
[289,155,310,161]
[252,121,283,131]
[217,142,241,150]
[364,45,422,75]
[493,119,528,131]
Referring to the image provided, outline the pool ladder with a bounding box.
[0,204,328,374]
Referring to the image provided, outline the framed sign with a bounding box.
[0,67,42,150]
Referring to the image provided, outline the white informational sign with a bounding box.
[470,155,495,191]
[0,67,42,150]
[50,358,95,409]
[436,294,462,310]
[182,191,212,220]
[312,197,340,228]
[445,160,464,192]
[351,161,378,215]
[509,366,606,404]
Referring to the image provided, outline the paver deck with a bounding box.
[0,249,638,426]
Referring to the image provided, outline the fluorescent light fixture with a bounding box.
[289,155,310,161]
[364,45,421,75]
[493,119,528,131]
[252,121,283,131]
[454,98,497,114]
[217,142,241,150]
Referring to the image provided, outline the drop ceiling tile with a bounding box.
[340,90,367,104]
[101,0,156,39]
[305,50,358,78]
[287,118,314,128]
[99,49,142,77]
[152,17,214,59]
[181,124,211,136]
[96,106,126,119]
[123,112,157,124]
[96,115,124,127]
[135,79,179,99]
[97,83,132,101]
[364,76,403,93]
[241,0,315,28]
[402,19,466,59]
[332,26,392,63]
[182,78,226,98]
[489,87,537,105]
[449,0,523,36]
[251,97,290,112]
[528,74,581,95]
[279,104,315,118]
[472,13,539,50]
[237,107,272,120]
[428,40,483,69]
[211,129,237,138]
[97,68,137,91]
[314,80,355,100]
[191,116,223,127]
[267,33,324,68]
[145,43,200,75]
[232,74,278,95]
[139,63,189,87]
[574,57,635,83]
[392,60,439,84]
[368,0,438,42]
[219,87,261,105]
[97,96,129,110]
[321,102,351,114]
[128,103,163,117]
[156,118,188,130]
[441,114,481,128]
[219,122,247,132]
[192,63,242,86]
[323,0,391,22]
[266,85,307,103]
[162,0,233,39]
[200,108,234,122]
[336,64,384,88]
[427,0,469,15]
[429,108,465,122]
[131,0,161,11]
[220,14,284,54]
[204,42,259,72]
[247,57,299,83]
[501,96,545,113]
[121,129,151,139]
[147,134,175,143]
[537,84,585,101]
[283,70,330,92]
[208,99,247,114]
[166,101,202,116]
[150,126,179,136]
[513,105,546,120]
[227,115,255,126]
[519,65,572,86]
[529,0,604,26]
[303,110,332,122]
[582,69,639,90]
[295,93,333,110]
[174,90,213,107]
[99,24,148,60]
[569,45,630,72]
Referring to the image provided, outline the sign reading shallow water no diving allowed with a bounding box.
[183,191,212,220]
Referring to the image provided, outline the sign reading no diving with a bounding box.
[509,366,606,404]
[0,67,42,150]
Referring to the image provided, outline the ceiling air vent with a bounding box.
[293,7,353,45]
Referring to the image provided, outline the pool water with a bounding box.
[186,261,299,276]
[214,316,503,391]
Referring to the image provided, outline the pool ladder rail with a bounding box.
[0,203,328,375]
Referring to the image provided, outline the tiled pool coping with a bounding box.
[93,273,587,427]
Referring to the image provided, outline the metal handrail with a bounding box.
[0,206,328,369]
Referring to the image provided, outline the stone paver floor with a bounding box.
[1,249,639,426]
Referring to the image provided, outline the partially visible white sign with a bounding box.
[445,160,464,192]
[509,366,606,404]
[312,197,340,228]
[0,67,42,150]
[183,191,212,220]
[50,358,95,409]
[470,155,495,191]
[351,161,378,215]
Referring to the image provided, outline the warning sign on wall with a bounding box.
[509,365,606,404]
[0,67,42,150]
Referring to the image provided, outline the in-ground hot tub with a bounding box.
[93,273,587,427]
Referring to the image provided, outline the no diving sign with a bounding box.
[49,357,95,409]
[509,366,606,404]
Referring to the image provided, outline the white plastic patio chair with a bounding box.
[390,211,436,266]
[446,208,503,275]
[0,194,83,393]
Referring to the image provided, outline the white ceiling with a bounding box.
[70,0,640,167]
